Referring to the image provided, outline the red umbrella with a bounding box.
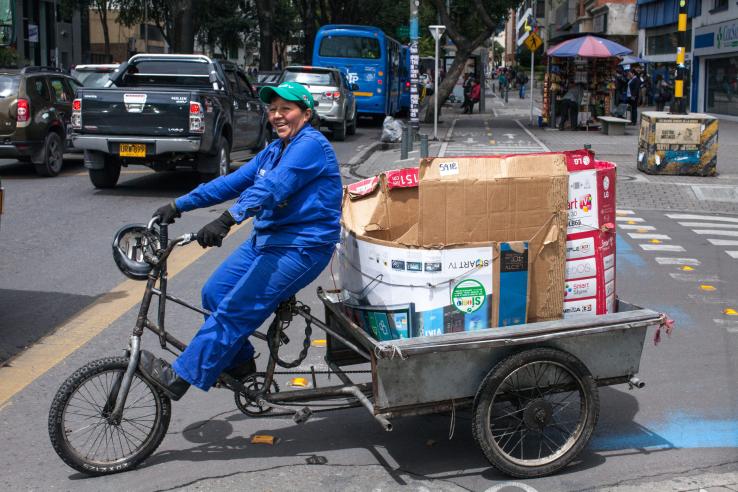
[547,35,633,58]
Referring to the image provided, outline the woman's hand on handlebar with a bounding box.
[153,201,181,225]
[197,211,236,248]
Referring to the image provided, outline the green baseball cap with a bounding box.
[259,81,314,109]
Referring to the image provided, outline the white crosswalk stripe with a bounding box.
[616,210,635,215]
[666,213,738,223]
[655,257,701,266]
[616,216,644,222]
[669,213,738,262]
[618,224,656,230]
[628,233,671,240]
[640,244,686,252]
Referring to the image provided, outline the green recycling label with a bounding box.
[451,279,486,313]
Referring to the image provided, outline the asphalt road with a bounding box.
[0,115,737,491]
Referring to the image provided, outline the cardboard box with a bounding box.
[340,153,569,338]
[562,150,617,317]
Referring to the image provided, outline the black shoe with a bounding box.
[138,350,190,401]
[226,357,256,380]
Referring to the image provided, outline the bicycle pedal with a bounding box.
[293,406,312,424]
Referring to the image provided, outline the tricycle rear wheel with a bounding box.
[472,347,599,478]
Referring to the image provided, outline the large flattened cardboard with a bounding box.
[418,154,568,322]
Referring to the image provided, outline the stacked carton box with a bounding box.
[563,150,617,317]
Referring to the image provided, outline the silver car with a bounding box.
[279,66,357,141]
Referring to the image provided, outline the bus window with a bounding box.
[319,36,380,59]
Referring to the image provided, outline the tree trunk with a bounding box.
[254,0,274,70]
[298,0,317,64]
[172,0,194,53]
[97,7,110,59]
[423,47,471,123]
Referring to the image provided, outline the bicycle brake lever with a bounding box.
[179,233,197,246]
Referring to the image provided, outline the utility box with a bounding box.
[637,112,718,176]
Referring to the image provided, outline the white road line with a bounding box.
[616,217,644,222]
[628,233,671,240]
[669,273,721,282]
[727,326,738,334]
[640,244,686,252]
[655,257,701,266]
[618,224,656,230]
[439,119,457,157]
[713,319,738,327]
[693,229,738,237]
[727,251,738,259]
[616,210,635,215]
[666,214,738,223]
[514,120,550,151]
[689,294,738,304]
[708,239,738,246]
[678,222,738,229]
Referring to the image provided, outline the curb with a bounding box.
[347,141,383,166]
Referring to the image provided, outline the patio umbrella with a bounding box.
[547,35,633,58]
[619,55,649,65]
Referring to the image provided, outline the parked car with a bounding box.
[71,54,270,188]
[71,64,119,88]
[0,66,82,176]
[278,65,358,141]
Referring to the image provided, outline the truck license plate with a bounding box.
[119,143,146,157]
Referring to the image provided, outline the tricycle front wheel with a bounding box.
[472,347,599,478]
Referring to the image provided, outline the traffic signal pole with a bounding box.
[672,0,688,114]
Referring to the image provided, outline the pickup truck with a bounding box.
[71,54,270,188]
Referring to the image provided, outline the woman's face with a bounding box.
[267,97,312,141]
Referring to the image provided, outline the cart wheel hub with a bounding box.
[523,399,553,430]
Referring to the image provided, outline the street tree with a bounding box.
[62,0,114,59]
[196,0,255,60]
[425,0,517,122]
[117,0,197,53]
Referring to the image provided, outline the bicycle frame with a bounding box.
[107,220,390,430]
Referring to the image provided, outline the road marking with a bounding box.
[618,224,656,230]
[0,222,248,409]
[689,294,738,304]
[669,273,721,282]
[514,120,550,151]
[439,119,457,157]
[628,233,671,240]
[666,213,738,223]
[693,229,738,237]
[655,257,701,266]
[713,318,738,326]
[727,251,738,259]
[700,284,717,291]
[678,222,738,229]
[707,239,738,246]
[616,210,635,216]
[616,216,644,222]
[640,244,685,252]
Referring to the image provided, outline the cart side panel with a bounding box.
[374,325,648,412]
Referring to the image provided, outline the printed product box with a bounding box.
[340,153,569,339]
[562,150,617,317]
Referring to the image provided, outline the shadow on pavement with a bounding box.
[0,288,99,364]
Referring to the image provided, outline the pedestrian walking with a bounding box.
[142,82,342,400]
[654,74,671,112]
[518,72,529,99]
[626,70,641,125]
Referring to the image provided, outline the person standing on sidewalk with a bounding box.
[468,78,481,113]
[558,83,582,130]
[626,70,641,125]
[462,73,473,113]
[518,72,529,99]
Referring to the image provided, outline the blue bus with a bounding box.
[313,25,402,117]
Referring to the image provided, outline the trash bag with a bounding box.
[381,116,404,143]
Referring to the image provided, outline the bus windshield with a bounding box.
[319,36,381,59]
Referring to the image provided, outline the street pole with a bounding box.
[409,0,420,135]
[429,25,446,141]
[144,1,149,53]
[53,0,60,68]
[530,49,534,125]
[672,0,688,114]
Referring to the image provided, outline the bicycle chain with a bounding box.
[267,303,313,368]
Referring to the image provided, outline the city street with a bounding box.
[1,98,737,491]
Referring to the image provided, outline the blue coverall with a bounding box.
[171,125,342,390]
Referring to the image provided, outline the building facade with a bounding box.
[691,0,738,116]
[547,0,639,51]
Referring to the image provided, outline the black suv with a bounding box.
[0,67,81,176]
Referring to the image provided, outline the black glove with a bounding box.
[197,211,237,248]
[153,202,181,225]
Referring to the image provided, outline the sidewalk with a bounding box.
[350,93,738,214]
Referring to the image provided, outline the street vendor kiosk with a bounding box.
[543,35,632,129]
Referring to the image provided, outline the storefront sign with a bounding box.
[694,19,738,56]
[654,121,701,145]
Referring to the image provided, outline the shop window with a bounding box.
[711,0,728,13]
[647,29,692,56]
[706,56,738,116]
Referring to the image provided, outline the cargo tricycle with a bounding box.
[48,221,667,478]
